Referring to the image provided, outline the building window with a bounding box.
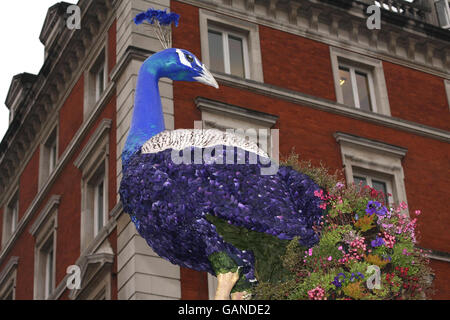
[199,9,264,82]
[334,132,408,212]
[85,48,108,118]
[353,170,394,205]
[207,27,250,78]
[39,127,58,188]
[74,119,111,251]
[29,195,59,300]
[90,166,107,237]
[42,237,55,299]
[338,64,376,112]
[2,192,19,247]
[0,257,19,300]
[330,47,391,116]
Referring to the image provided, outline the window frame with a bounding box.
[353,169,395,205]
[207,26,251,79]
[39,126,59,189]
[199,9,264,83]
[330,47,391,116]
[74,119,111,252]
[334,132,408,213]
[338,62,378,112]
[0,257,18,301]
[29,195,59,300]
[2,190,19,248]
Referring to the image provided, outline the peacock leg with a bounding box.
[215,271,240,300]
[208,252,241,300]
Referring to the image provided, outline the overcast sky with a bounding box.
[0,1,76,141]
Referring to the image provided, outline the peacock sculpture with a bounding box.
[119,9,324,300]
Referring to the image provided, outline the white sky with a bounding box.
[0,1,76,141]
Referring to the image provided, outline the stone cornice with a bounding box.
[196,97,279,126]
[213,72,450,142]
[334,132,408,158]
[0,256,19,288]
[0,0,116,202]
[177,0,449,78]
[28,195,61,237]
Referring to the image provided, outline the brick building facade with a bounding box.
[0,0,449,300]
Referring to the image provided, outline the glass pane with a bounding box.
[46,247,54,298]
[208,30,225,73]
[97,68,104,100]
[353,176,367,187]
[228,35,245,78]
[355,71,372,111]
[372,179,388,203]
[97,181,104,231]
[339,67,355,107]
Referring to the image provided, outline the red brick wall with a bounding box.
[383,62,450,131]
[259,26,336,101]
[108,20,117,78]
[19,148,40,221]
[59,75,84,156]
[430,260,450,299]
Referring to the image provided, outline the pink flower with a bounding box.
[415,210,421,216]
[328,256,333,261]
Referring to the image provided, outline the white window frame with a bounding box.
[207,26,251,79]
[199,9,264,83]
[29,195,59,300]
[74,119,111,252]
[334,132,408,213]
[0,257,19,300]
[93,175,107,237]
[95,63,106,102]
[330,47,391,116]
[445,79,450,111]
[2,191,19,248]
[338,63,378,112]
[353,169,395,205]
[39,126,59,189]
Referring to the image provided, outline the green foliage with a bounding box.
[250,154,433,300]
[206,214,293,284]
[208,251,239,275]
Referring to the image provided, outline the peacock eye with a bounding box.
[185,54,194,63]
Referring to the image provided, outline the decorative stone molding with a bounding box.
[196,97,278,127]
[334,131,409,208]
[178,0,449,78]
[0,256,18,300]
[29,195,61,237]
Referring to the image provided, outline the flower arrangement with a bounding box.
[253,153,434,300]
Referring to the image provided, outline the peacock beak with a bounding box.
[194,64,219,89]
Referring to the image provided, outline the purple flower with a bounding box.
[366,201,388,216]
[332,273,346,288]
[371,236,385,248]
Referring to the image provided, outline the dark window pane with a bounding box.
[339,67,355,107]
[372,179,388,203]
[355,71,372,111]
[354,176,367,187]
[208,30,224,73]
[228,35,245,78]
[97,181,104,232]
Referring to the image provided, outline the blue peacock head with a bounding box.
[141,48,219,89]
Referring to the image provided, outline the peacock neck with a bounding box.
[122,66,165,169]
